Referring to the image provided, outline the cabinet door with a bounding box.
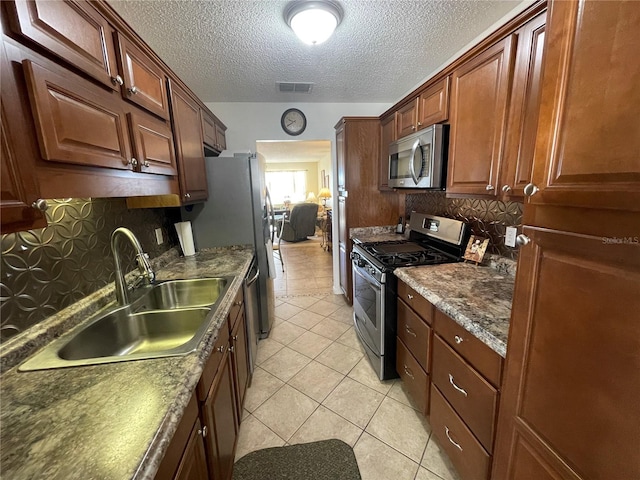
[200,110,217,150]
[215,123,226,151]
[417,76,450,127]
[7,0,119,90]
[492,227,640,480]
[231,308,250,424]
[169,81,208,203]
[128,113,177,176]
[501,12,546,199]
[0,43,46,234]
[22,59,133,170]
[337,196,350,301]
[201,350,238,480]
[116,32,169,120]
[174,418,209,480]
[396,99,418,138]
[379,114,396,191]
[528,0,640,211]
[336,123,345,191]
[447,35,515,196]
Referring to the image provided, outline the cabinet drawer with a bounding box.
[430,385,491,480]
[398,281,434,324]
[197,323,229,402]
[432,335,498,452]
[434,309,503,388]
[228,287,244,332]
[396,337,429,415]
[397,299,431,372]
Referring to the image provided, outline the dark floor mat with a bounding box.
[232,439,362,480]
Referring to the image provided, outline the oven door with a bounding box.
[352,261,385,355]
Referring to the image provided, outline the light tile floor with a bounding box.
[237,236,461,480]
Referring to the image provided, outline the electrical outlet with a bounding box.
[505,226,517,248]
[155,228,164,245]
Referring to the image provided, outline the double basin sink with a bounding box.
[20,277,234,371]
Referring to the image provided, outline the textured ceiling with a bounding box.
[108,0,527,103]
[257,140,331,163]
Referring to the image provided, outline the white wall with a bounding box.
[206,102,391,294]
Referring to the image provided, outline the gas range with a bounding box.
[351,213,469,380]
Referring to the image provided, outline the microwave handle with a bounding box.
[410,138,421,185]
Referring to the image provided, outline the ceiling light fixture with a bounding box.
[284,1,344,45]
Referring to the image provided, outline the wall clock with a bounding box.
[281,108,307,136]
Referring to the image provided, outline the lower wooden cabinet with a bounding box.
[173,417,209,480]
[396,337,429,415]
[230,307,250,425]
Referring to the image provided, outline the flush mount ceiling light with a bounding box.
[285,1,344,45]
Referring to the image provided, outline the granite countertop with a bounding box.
[0,246,254,480]
[395,262,515,357]
[350,225,409,243]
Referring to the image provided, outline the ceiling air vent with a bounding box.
[277,82,314,94]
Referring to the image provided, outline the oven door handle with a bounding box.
[353,262,382,289]
[353,312,380,356]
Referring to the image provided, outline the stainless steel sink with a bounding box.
[132,277,232,311]
[19,276,234,371]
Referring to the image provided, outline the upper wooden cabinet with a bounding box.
[500,12,546,199]
[527,0,640,211]
[379,113,396,191]
[417,76,450,128]
[115,32,169,120]
[447,35,516,196]
[201,109,227,153]
[396,99,418,138]
[6,0,120,90]
[169,80,208,203]
[128,112,177,176]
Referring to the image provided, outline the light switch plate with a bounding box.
[155,228,164,245]
[505,227,517,248]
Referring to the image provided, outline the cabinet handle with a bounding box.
[128,85,138,95]
[445,426,463,451]
[232,335,238,341]
[501,184,512,193]
[31,199,49,212]
[128,158,138,168]
[234,301,242,306]
[229,345,235,353]
[523,183,539,197]
[111,75,124,86]
[485,184,495,191]
[184,193,191,199]
[516,234,531,246]
[142,160,150,167]
[448,374,468,397]
[217,345,225,353]
[405,325,417,337]
[411,125,416,131]
[407,294,414,300]
[403,365,414,379]
[417,122,422,127]
[454,335,464,344]
[198,425,208,437]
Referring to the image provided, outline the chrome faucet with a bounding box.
[110,227,155,305]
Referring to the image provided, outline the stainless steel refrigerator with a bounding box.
[182,151,275,370]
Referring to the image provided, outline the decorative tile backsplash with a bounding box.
[0,198,180,343]
[405,192,523,259]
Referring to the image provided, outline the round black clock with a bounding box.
[281,108,307,136]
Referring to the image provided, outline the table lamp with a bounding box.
[306,191,317,203]
[318,188,332,207]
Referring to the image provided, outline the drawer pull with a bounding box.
[445,426,463,451]
[407,294,414,300]
[198,425,208,437]
[405,325,417,337]
[448,374,468,397]
[403,365,414,379]
[217,345,225,353]
[454,335,464,344]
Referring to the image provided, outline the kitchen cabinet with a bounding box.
[396,100,418,139]
[492,2,640,479]
[5,0,120,90]
[201,109,227,153]
[169,80,208,204]
[155,394,209,480]
[128,112,178,176]
[500,12,546,199]
[335,117,398,302]
[115,32,170,120]
[447,35,515,197]
[417,76,450,128]
[0,40,47,234]
[378,113,396,191]
[228,288,250,426]
[524,1,640,212]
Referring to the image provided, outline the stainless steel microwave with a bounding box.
[388,124,447,189]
